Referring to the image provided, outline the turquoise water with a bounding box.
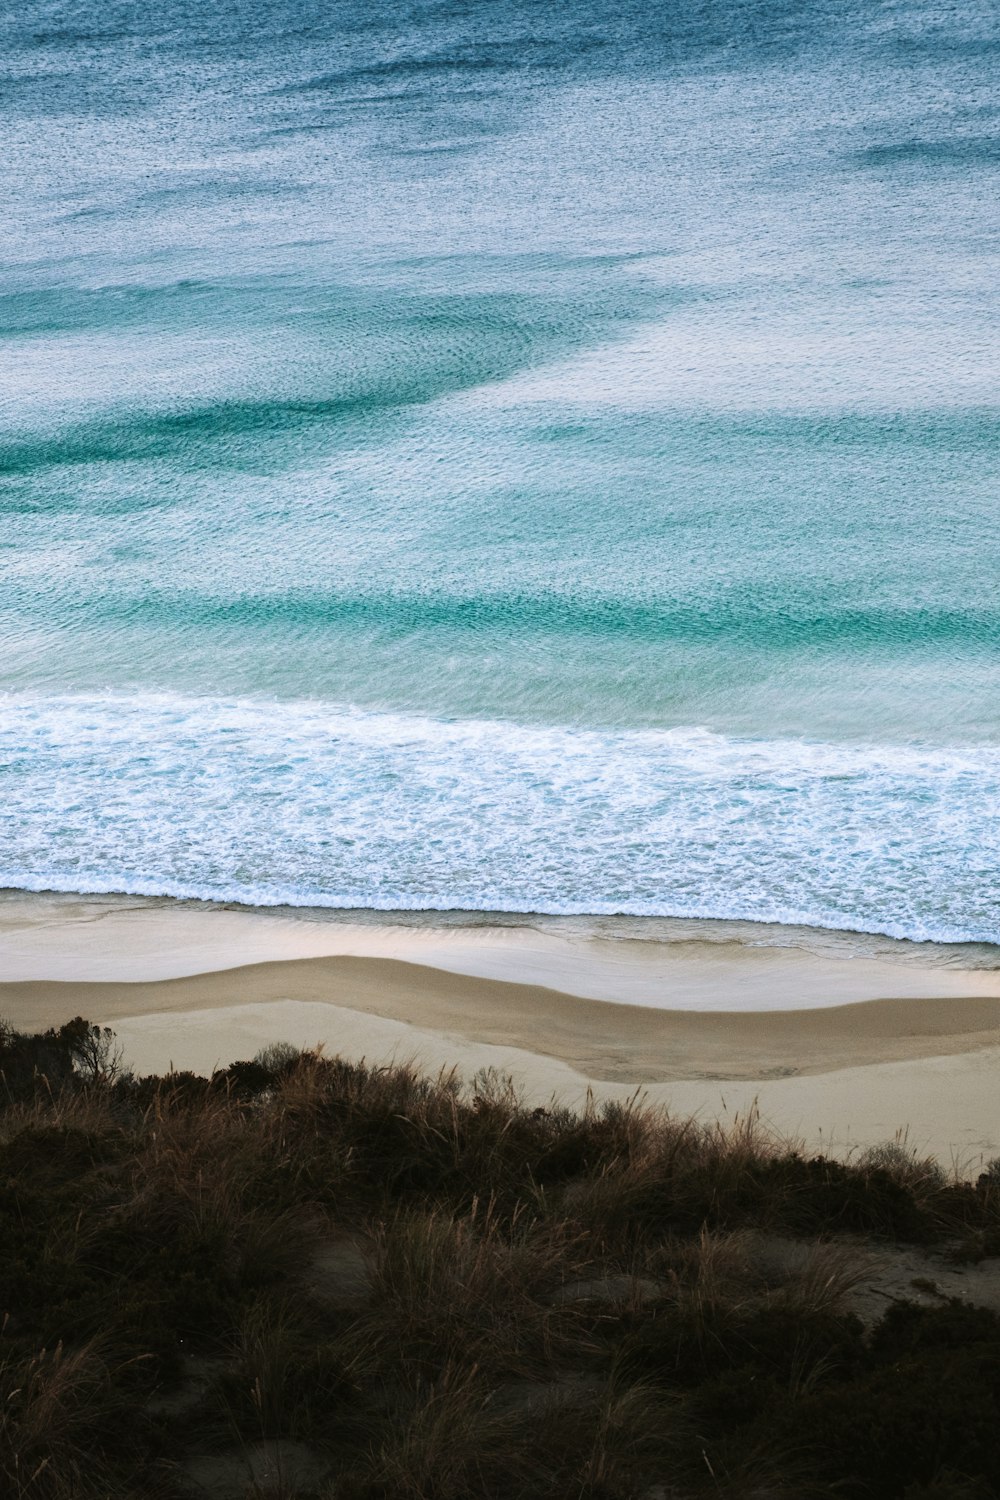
[2,0,999,939]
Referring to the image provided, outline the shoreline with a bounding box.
[3,884,1000,965]
[3,887,999,997]
[3,889,1000,1165]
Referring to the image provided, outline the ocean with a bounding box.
[1,0,998,942]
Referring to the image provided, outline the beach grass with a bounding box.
[2,1018,1000,1498]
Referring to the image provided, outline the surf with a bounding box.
[1,691,997,944]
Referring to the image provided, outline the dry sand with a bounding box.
[2,891,999,1168]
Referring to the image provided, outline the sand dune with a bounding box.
[2,891,999,1167]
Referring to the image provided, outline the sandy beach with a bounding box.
[2,889,1000,1168]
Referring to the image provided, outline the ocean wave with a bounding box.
[1,691,997,944]
[72,587,1000,652]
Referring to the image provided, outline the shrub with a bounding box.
[3,1015,1000,1499]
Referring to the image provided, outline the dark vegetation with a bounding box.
[2,1017,1000,1498]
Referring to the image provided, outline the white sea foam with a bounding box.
[1,692,997,944]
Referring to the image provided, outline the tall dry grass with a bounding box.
[0,1333,153,1499]
[4,1024,1000,1498]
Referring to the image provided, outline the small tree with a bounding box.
[58,1018,127,1085]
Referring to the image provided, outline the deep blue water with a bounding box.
[1,0,998,939]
